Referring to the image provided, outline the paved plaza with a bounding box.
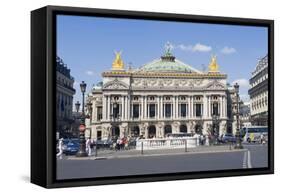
[57,144,268,180]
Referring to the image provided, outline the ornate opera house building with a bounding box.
[85,49,229,140]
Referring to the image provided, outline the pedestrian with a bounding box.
[120,137,125,150]
[116,137,121,151]
[260,134,266,145]
[86,138,91,156]
[56,138,64,159]
[125,137,129,150]
[200,134,204,145]
[205,135,210,146]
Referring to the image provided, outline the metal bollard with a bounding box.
[185,139,187,152]
[141,141,144,155]
[95,145,98,157]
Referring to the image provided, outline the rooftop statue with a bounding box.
[112,51,125,70]
[208,55,219,72]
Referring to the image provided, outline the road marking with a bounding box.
[247,150,252,168]
[243,151,247,168]
[242,150,253,168]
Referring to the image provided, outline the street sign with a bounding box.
[79,124,86,132]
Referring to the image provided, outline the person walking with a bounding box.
[56,138,64,159]
[86,138,91,156]
[260,133,266,145]
[116,137,121,151]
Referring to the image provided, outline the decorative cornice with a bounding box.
[102,71,227,79]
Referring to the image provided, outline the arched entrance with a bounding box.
[131,126,140,137]
[111,126,120,139]
[148,125,156,138]
[180,124,187,133]
[164,125,172,137]
[195,124,203,134]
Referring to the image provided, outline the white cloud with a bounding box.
[171,43,212,53]
[192,43,212,52]
[85,70,94,75]
[232,79,249,88]
[221,46,236,54]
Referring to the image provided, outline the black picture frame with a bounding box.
[31,5,274,188]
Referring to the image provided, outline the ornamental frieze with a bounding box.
[130,77,225,90]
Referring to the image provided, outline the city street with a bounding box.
[57,144,268,180]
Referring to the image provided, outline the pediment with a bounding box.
[205,80,225,90]
[103,79,128,90]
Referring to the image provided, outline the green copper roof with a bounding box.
[138,56,202,73]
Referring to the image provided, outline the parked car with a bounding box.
[62,139,80,155]
[94,139,113,149]
[219,134,236,143]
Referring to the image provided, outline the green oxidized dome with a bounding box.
[138,50,202,73]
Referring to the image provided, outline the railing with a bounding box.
[136,137,199,150]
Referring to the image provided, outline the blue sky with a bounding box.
[57,15,268,107]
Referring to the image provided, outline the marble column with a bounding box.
[188,96,191,119]
[186,103,188,119]
[163,102,166,119]
[190,96,193,118]
[208,96,211,118]
[121,96,125,120]
[124,96,128,120]
[107,96,111,121]
[224,97,227,118]
[138,102,141,120]
[160,96,163,119]
[144,96,147,119]
[220,96,223,117]
[141,96,144,119]
[157,96,160,119]
[203,95,207,118]
[176,96,179,119]
[102,95,107,121]
[221,96,224,118]
[173,96,176,119]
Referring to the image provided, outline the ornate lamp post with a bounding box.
[212,114,220,137]
[76,81,88,157]
[110,101,120,140]
[234,83,243,149]
[86,101,93,139]
[75,101,80,113]
[212,113,220,144]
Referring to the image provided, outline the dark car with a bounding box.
[220,134,236,143]
[62,139,79,155]
[94,139,113,149]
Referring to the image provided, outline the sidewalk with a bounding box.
[67,145,246,160]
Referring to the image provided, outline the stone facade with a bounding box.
[86,52,229,140]
[248,55,268,126]
[56,56,76,136]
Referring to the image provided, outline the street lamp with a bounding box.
[212,114,220,137]
[76,81,88,157]
[86,101,93,139]
[234,83,243,149]
[110,101,120,140]
[75,101,80,113]
[212,113,220,143]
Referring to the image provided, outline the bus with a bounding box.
[241,126,268,143]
